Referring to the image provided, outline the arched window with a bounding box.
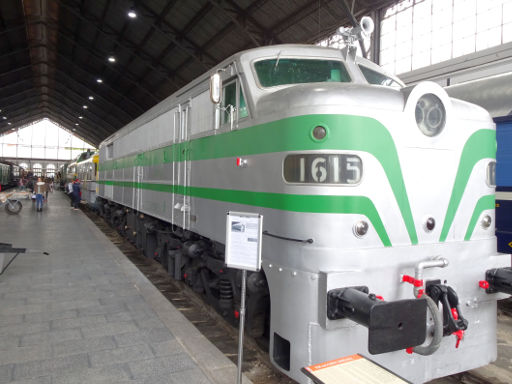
[46,164,56,178]
[32,163,42,177]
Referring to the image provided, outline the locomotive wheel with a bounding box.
[5,200,22,215]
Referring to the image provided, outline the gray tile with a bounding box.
[114,327,174,347]
[2,291,52,301]
[0,322,50,337]
[51,364,132,384]
[0,335,21,351]
[1,304,46,317]
[24,310,77,324]
[129,356,197,379]
[0,345,52,365]
[98,295,145,306]
[50,298,100,312]
[0,315,24,327]
[78,303,126,317]
[81,321,138,338]
[51,314,106,330]
[21,329,82,347]
[151,339,184,358]
[0,298,27,307]
[8,375,51,384]
[52,336,116,357]
[169,368,212,384]
[134,316,165,330]
[13,353,89,380]
[0,364,12,384]
[90,344,154,367]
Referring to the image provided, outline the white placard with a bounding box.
[225,211,262,272]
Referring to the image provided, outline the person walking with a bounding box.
[67,179,73,207]
[34,177,47,212]
[72,179,81,210]
[44,178,50,201]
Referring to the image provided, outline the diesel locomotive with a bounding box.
[93,35,512,383]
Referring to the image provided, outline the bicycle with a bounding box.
[0,195,22,215]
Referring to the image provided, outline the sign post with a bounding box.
[225,212,263,384]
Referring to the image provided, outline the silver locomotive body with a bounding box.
[97,45,509,383]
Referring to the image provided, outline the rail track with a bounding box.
[83,206,509,384]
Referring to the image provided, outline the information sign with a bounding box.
[302,354,411,384]
[225,211,262,272]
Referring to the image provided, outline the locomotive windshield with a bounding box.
[358,65,403,88]
[254,58,351,87]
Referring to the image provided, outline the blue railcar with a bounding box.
[495,117,512,253]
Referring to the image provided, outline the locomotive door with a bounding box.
[173,102,191,230]
[135,164,143,212]
[133,153,143,212]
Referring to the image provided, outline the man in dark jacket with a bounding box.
[72,179,81,210]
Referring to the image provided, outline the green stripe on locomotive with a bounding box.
[99,113,495,247]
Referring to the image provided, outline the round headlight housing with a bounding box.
[312,125,327,140]
[415,94,446,137]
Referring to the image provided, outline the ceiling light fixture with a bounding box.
[7,122,12,125]
[127,8,137,18]
[96,78,103,83]
[83,105,88,109]
[88,96,94,100]
[2,116,6,120]
[78,116,83,119]
[108,56,116,63]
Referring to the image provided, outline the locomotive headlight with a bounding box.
[415,94,446,137]
[481,215,492,229]
[312,125,327,141]
[353,221,369,237]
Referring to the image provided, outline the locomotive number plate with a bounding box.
[283,154,362,184]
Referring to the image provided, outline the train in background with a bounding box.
[64,149,99,206]
[0,160,20,190]
[446,73,512,254]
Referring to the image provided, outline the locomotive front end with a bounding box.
[239,47,510,383]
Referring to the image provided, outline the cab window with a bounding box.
[221,79,248,124]
[358,65,402,88]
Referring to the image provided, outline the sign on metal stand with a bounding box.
[225,212,263,384]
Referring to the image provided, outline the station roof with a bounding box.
[0,0,396,146]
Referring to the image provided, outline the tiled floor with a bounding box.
[0,191,250,384]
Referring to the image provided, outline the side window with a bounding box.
[239,88,248,119]
[106,143,114,159]
[221,79,249,125]
[222,82,237,124]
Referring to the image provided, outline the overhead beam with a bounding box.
[136,2,217,67]
[43,20,166,103]
[107,0,180,93]
[5,110,99,146]
[0,72,135,126]
[0,94,110,140]
[57,0,189,84]
[4,105,103,146]
[5,100,104,144]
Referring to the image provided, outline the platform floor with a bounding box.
[0,191,251,384]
